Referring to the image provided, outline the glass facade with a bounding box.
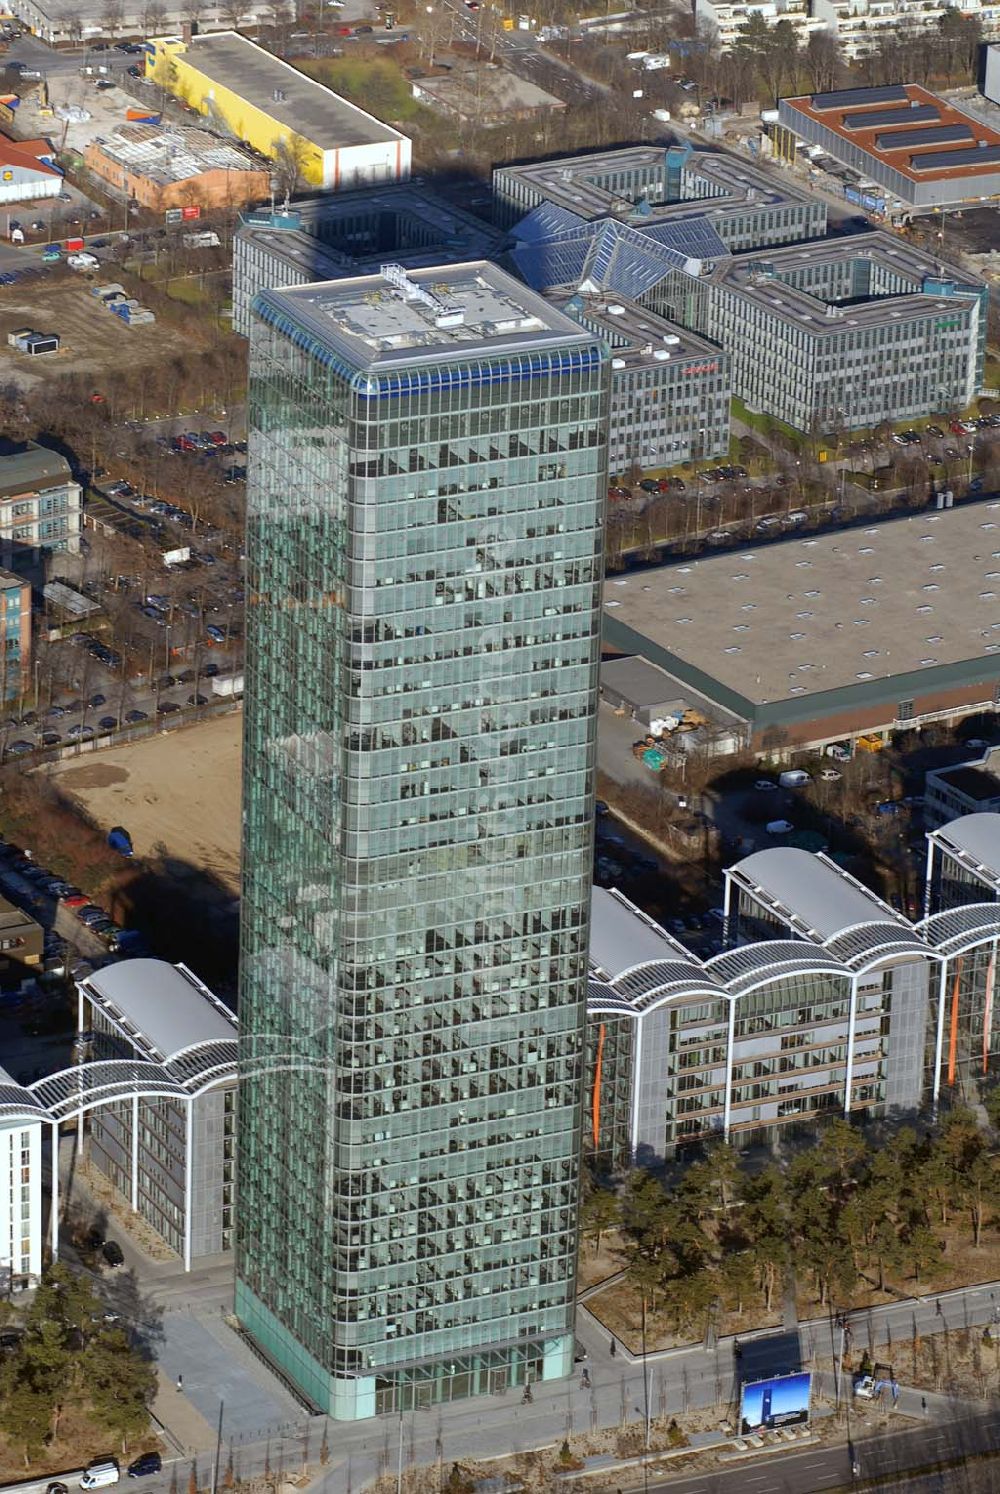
[236,277,609,1419]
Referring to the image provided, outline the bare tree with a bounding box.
[142,0,169,34]
[805,29,843,93]
[269,132,309,202]
[217,0,244,28]
[100,0,125,40]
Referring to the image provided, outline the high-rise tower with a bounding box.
[236,261,609,1419]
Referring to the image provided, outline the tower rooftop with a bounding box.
[260,260,592,367]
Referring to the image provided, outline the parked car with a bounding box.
[127,1456,161,1480]
[101,1241,125,1269]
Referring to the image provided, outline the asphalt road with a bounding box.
[441,0,607,105]
[655,1410,1000,1493]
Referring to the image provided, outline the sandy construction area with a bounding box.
[43,712,243,895]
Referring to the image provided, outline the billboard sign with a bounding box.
[740,1373,811,1435]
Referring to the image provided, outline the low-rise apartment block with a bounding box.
[0,442,81,565]
[0,569,29,703]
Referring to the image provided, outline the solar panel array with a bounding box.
[875,124,971,151]
[842,104,939,130]
[811,85,907,111]
[910,143,1000,169]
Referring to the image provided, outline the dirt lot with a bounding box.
[42,711,243,894]
[0,275,192,387]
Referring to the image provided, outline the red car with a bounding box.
[206,430,228,447]
[174,435,197,453]
[62,893,89,908]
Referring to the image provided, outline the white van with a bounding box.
[778,769,811,789]
[80,1460,120,1489]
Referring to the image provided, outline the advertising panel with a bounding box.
[740,1373,811,1435]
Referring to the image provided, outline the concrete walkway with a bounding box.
[150,1368,217,1456]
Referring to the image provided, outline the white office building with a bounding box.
[0,1067,42,1287]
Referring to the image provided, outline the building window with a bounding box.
[896,700,914,723]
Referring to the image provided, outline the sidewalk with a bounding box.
[151,1369,217,1456]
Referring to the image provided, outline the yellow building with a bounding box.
[146,31,411,191]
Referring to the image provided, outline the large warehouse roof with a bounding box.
[602,502,1000,721]
[173,32,406,150]
[780,84,1000,185]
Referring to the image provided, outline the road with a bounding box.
[656,1410,1000,1493]
[440,0,607,105]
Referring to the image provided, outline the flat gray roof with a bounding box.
[569,294,726,372]
[495,144,816,224]
[263,261,595,368]
[80,959,237,1062]
[603,502,1000,711]
[182,32,405,150]
[731,847,906,940]
[600,655,685,709]
[237,183,504,282]
[713,231,982,336]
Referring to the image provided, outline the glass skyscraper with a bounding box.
[236,261,609,1420]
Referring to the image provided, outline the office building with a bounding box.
[146,33,411,192]
[84,123,269,213]
[494,144,827,249]
[589,817,1000,1168]
[499,146,985,434]
[601,502,1000,755]
[77,960,238,1265]
[0,1070,42,1287]
[0,442,82,566]
[232,183,505,337]
[237,262,609,1418]
[925,812,1000,911]
[649,231,986,432]
[560,296,729,471]
[925,746,1000,828]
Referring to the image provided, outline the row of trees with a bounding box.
[0,1265,155,1465]
[583,1112,1000,1343]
